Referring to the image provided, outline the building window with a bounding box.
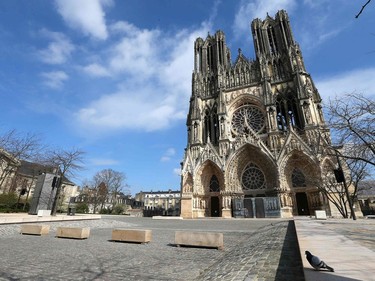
[231,104,265,136]
[267,26,278,54]
[276,93,303,131]
[292,168,306,187]
[203,105,219,144]
[242,163,266,190]
[209,175,220,192]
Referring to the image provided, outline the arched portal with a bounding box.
[194,160,224,217]
[209,175,221,216]
[226,144,278,195]
[296,192,309,215]
[226,144,279,218]
[282,150,321,216]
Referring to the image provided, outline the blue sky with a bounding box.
[1,0,374,195]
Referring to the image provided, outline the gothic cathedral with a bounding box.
[180,10,338,219]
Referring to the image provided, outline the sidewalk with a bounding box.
[0,212,101,224]
[294,217,375,281]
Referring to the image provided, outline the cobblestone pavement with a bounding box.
[0,217,304,281]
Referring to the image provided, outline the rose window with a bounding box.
[231,105,265,135]
[242,163,266,190]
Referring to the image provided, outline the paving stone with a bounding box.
[3,216,371,281]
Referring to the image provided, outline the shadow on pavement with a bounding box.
[275,220,305,281]
[304,268,363,281]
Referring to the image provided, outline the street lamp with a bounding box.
[332,145,357,221]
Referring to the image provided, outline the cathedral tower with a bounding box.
[180,10,334,218]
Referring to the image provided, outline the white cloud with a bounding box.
[41,71,69,89]
[109,21,139,35]
[76,87,185,132]
[315,67,375,102]
[108,27,161,77]
[233,0,297,40]
[161,28,203,99]
[54,0,112,40]
[82,63,110,77]
[173,168,181,176]
[316,28,343,45]
[292,1,350,52]
[160,148,176,162]
[74,21,210,133]
[297,14,348,52]
[89,158,119,166]
[78,21,161,79]
[160,156,170,162]
[166,148,176,156]
[303,0,330,8]
[38,29,75,64]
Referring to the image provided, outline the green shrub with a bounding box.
[99,207,111,214]
[113,204,125,215]
[75,203,89,214]
[0,193,18,212]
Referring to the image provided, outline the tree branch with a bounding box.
[355,0,372,18]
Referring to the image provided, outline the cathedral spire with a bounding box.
[193,31,231,75]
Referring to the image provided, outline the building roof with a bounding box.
[17,160,54,176]
[17,160,76,185]
[139,190,180,195]
[357,180,375,197]
[0,148,21,166]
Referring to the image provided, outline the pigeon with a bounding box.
[305,251,334,272]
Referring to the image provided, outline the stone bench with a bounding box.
[175,231,224,250]
[315,210,327,220]
[21,224,50,236]
[37,210,51,217]
[56,227,90,239]
[112,229,152,244]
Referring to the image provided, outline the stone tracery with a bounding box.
[241,163,266,190]
[231,105,265,136]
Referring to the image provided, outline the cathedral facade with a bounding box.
[180,10,338,219]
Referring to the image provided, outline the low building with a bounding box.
[0,148,21,194]
[75,185,134,214]
[135,190,180,217]
[357,181,375,216]
[14,160,79,212]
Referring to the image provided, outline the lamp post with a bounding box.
[332,145,356,220]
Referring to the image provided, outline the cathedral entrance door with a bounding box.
[255,198,265,218]
[211,196,220,217]
[296,192,309,215]
[244,197,254,218]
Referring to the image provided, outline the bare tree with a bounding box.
[90,180,108,214]
[77,179,109,214]
[314,153,370,219]
[44,148,85,216]
[93,169,127,211]
[0,129,44,191]
[326,93,375,167]
[346,157,371,200]
[97,182,108,212]
[316,168,349,219]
